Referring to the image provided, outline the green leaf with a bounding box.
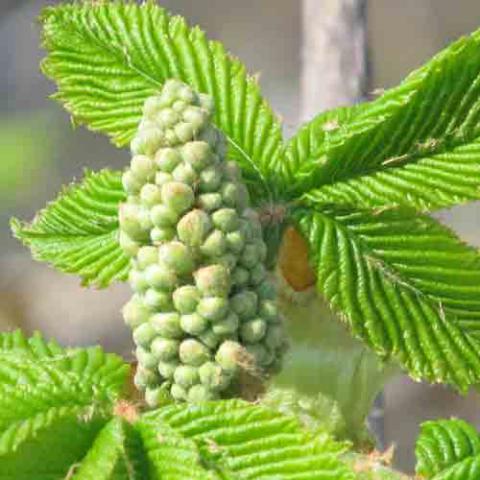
[293,204,480,390]
[416,419,480,479]
[72,418,148,480]
[138,399,354,480]
[40,1,283,199]
[286,28,480,210]
[0,331,129,479]
[11,169,129,288]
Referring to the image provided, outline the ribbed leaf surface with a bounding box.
[0,331,129,478]
[72,418,148,480]
[286,28,480,211]
[41,2,283,199]
[11,169,129,288]
[293,205,480,390]
[416,419,480,479]
[138,399,354,480]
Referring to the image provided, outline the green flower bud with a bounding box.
[174,365,200,388]
[143,95,161,118]
[216,253,238,270]
[119,231,140,257]
[259,299,279,322]
[194,265,231,297]
[128,269,149,292]
[249,263,267,285]
[231,291,258,319]
[140,183,162,207]
[122,170,143,195]
[245,343,273,367]
[180,313,208,336]
[154,148,182,172]
[119,204,150,240]
[161,182,194,215]
[256,240,268,262]
[133,322,156,347]
[197,297,229,322]
[143,288,172,311]
[222,161,241,181]
[172,161,197,185]
[240,243,259,268]
[145,385,170,407]
[150,312,183,339]
[131,127,164,156]
[264,324,286,350]
[171,383,188,401]
[225,230,245,254]
[242,209,263,238]
[197,125,218,147]
[215,340,245,372]
[136,347,158,369]
[172,100,188,113]
[150,226,175,244]
[198,193,223,212]
[134,366,159,389]
[177,209,212,247]
[155,171,173,187]
[150,204,179,228]
[212,311,239,336]
[199,165,222,192]
[158,360,179,380]
[188,384,217,402]
[172,285,200,314]
[179,339,211,366]
[123,295,150,328]
[164,129,179,147]
[137,246,158,269]
[198,329,221,349]
[198,93,214,113]
[221,182,247,210]
[130,155,155,181]
[182,108,207,131]
[156,108,179,128]
[181,141,212,170]
[200,230,227,257]
[231,266,250,287]
[158,241,194,276]
[240,318,267,343]
[178,84,196,103]
[198,362,230,391]
[151,337,179,361]
[256,279,276,300]
[144,264,177,290]
[175,122,195,143]
[212,208,239,233]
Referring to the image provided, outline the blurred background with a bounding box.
[1,0,480,473]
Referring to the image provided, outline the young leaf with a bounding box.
[138,399,354,480]
[286,28,480,211]
[72,418,148,479]
[11,169,129,288]
[0,331,129,478]
[292,204,480,390]
[41,2,283,198]
[416,419,480,479]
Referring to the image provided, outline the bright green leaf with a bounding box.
[138,399,354,480]
[286,28,480,210]
[40,2,283,199]
[0,331,129,479]
[416,419,480,479]
[293,204,480,390]
[11,169,129,288]
[72,418,147,480]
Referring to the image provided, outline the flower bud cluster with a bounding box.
[119,80,287,405]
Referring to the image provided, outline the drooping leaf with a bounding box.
[285,28,480,211]
[416,419,480,479]
[11,169,129,288]
[138,399,354,480]
[40,2,283,199]
[72,418,148,480]
[0,331,129,479]
[293,204,480,390]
